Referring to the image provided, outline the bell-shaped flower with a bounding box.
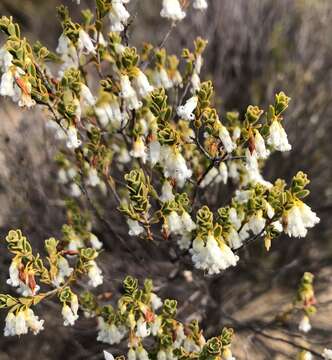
[134,70,153,98]
[299,315,311,333]
[130,137,147,163]
[161,0,186,21]
[160,146,192,187]
[81,83,96,107]
[190,234,239,274]
[284,201,320,238]
[127,218,144,236]
[78,29,96,54]
[177,96,198,121]
[97,318,127,344]
[109,1,130,32]
[120,75,142,110]
[219,125,236,153]
[66,126,82,149]
[267,120,291,152]
[87,260,103,287]
[193,0,208,10]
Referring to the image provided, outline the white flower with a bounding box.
[219,162,228,184]
[15,313,28,335]
[229,208,242,230]
[248,211,266,235]
[136,318,150,338]
[7,261,20,287]
[151,316,162,336]
[232,126,241,141]
[136,347,149,360]
[62,304,77,327]
[130,137,147,163]
[88,260,103,287]
[90,233,103,250]
[184,338,202,352]
[97,318,127,344]
[81,83,96,106]
[66,126,82,149]
[134,70,153,97]
[52,256,73,287]
[193,0,208,10]
[56,34,79,76]
[183,270,193,283]
[104,351,115,360]
[157,350,167,360]
[70,183,82,198]
[199,163,228,188]
[0,47,13,71]
[182,212,196,232]
[127,218,144,236]
[148,140,161,167]
[171,70,183,87]
[272,220,283,232]
[0,70,15,97]
[173,324,186,348]
[228,161,240,181]
[223,348,236,360]
[6,261,40,297]
[219,125,236,153]
[166,211,195,236]
[120,75,142,110]
[239,223,250,241]
[190,234,239,274]
[191,73,201,93]
[322,348,332,359]
[303,351,313,360]
[267,120,291,152]
[152,68,173,89]
[254,130,270,159]
[4,309,44,337]
[178,232,192,250]
[95,100,122,129]
[46,120,66,141]
[299,315,311,333]
[87,167,100,187]
[109,1,130,32]
[68,234,84,251]
[15,82,36,108]
[167,211,183,234]
[161,0,186,21]
[151,293,163,310]
[78,29,96,54]
[25,309,45,335]
[160,181,175,202]
[284,202,320,238]
[265,201,275,219]
[160,146,192,187]
[225,227,242,250]
[199,167,219,188]
[177,96,198,121]
[245,148,258,171]
[234,190,251,204]
[128,348,137,360]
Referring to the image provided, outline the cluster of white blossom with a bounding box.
[62,293,79,326]
[190,234,239,275]
[4,308,44,336]
[161,0,208,22]
[0,47,35,107]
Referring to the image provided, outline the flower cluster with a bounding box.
[85,276,236,360]
[0,229,103,335]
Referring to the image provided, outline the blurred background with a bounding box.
[0,0,332,359]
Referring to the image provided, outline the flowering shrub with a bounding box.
[0,0,328,358]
